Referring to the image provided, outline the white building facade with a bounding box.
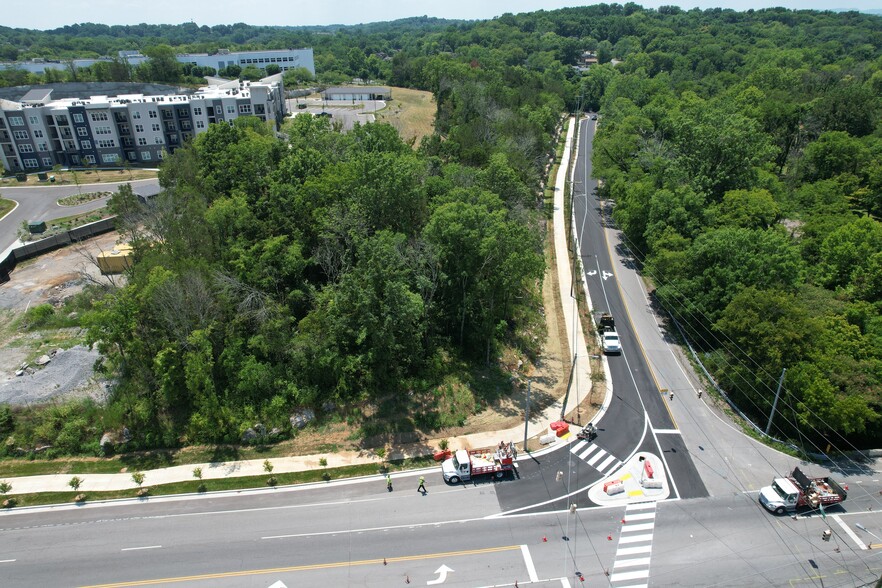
[0,78,285,172]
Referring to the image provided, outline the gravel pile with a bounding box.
[0,345,106,406]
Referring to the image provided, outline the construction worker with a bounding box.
[697,389,703,399]
[417,475,427,494]
[386,474,393,492]
[669,391,674,401]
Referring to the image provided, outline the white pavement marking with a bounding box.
[579,445,600,460]
[0,559,16,563]
[623,512,656,522]
[597,455,618,472]
[625,502,656,511]
[560,578,572,588]
[831,515,868,550]
[651,429,681,435]
[618,533,654,544]
[621,522,655,533]
[120,545,162,551]
[610,569,650,582]
[616,545,652,556]
[520,544,539,582]
[614,556,651,568]
[586,450,606,466]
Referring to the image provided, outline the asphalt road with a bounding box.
[0,178,160,254]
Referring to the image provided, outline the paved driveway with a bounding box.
[0,178,160,255]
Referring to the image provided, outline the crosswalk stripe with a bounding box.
[571,440,588,453]
[579,444,601,460]
[612,583,648,588]
[613,557,651,569]
[626,502,656,511]
[621,522,655,533]
[616,545,652,556]
[597,455,618,472]
[624,512,656,522]
[586,449,607,466]
[610,569,650,582]
[618,533,654,544]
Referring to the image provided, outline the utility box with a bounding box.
[97,244,134,274]
[37,172,48,181]
[28,220,47,234]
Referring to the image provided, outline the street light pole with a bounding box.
[523,379,531,452]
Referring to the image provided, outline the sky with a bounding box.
[5,0,880,29]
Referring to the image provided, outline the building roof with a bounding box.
[20,88,53,103]
[323,86,390,94]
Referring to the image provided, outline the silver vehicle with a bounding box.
[602,330,621,354]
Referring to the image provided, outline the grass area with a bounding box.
[375,87,435,147]
[0,168,158,187]
[0,197,14,218]
[0,457,435,509]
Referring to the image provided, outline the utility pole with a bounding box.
[523,379,531,452]
[765,368,787,436]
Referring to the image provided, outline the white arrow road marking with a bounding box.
[586,270,597,276]
[602,271,613,280]
[427,564,453,585]
[267,581,288,588]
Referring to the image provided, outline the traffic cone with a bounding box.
[542,535,547,542]
[622,518,626,524]
[607,534,612,541]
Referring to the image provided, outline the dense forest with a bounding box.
[3,5,882,454]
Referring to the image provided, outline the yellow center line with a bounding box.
[80,544,522,587]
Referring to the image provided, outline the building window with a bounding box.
[33,129,44,138]
[141,151,152,160]
[119,125,130,134]
[127,151,136,161]
[162,110,173,119]
[24,158,38,168]
[90,112,109,121]
[9,116,24,126]
[196,120,205,129]
[95,126,112,135]
[132,111,141,119]
[135,124,144,133]
[18,144,34,153]
[168,134,178,143]
[83,155,96,164]
[13,130,29,140]
[77,127,88,137]
[37,142,48,151]
[181,120,191,130]
[72,113,84,123]
[55,115,69,125]
[81,140,92,150]
[193,107,203,116]
[42,157,52,166]
[138,137,147,146]
[151,123,160,132]
[239,104,252,114]
[28,116,39,125]
[97,139,115,148]
[71,155,80,164]
[154,136,164,144]
[165,122,176,132]
[122,137,133,147]
[215,106,223,115]
[148,110,158,119]
[226,105,235,114]
[101,153,119,163]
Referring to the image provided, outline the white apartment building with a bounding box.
[0,77,285,172]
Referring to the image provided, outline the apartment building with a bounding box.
[0,77,285,172]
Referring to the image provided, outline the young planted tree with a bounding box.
[132,471,147,496]
[264,459,277,486]
[193,467,206,492]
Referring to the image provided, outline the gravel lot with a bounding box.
[0,232,120,406]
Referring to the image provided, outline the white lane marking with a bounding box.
[651,429,681,435]
[614,584,648,588]
[0,559,16,563]
[618,533,654,544]
[520,545,539,582]
[578,444,601,460]
[620,522,655,533]
[625,502,656,511]
[623,512,656,522]
[610,569,650,582]
[560,578,572,588]
[121,545,162,552]
[613,556,651,569]
[571,440,588,453]
[616,545,652,556]
[831,515,868,550]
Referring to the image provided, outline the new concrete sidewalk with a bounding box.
[2,117,602,496]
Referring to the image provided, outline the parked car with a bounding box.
[602,330,621,354]
[590,114,598,120]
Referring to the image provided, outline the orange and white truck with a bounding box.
[759,467,847,514]
[441,442,517,483]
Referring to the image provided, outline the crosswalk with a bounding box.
[569,439,622,476]
[609,502,656,588]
